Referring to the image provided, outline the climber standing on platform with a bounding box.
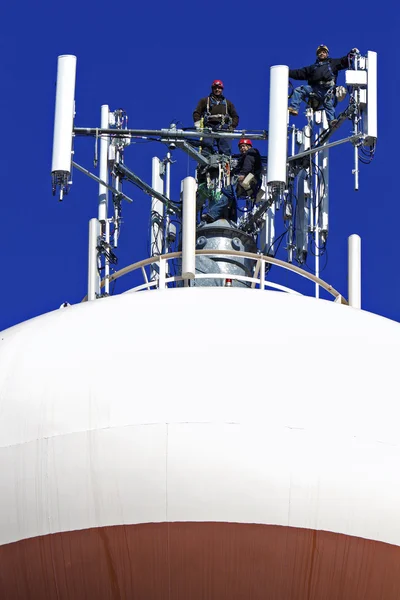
[193,80,239,156]
[288,45,356,126]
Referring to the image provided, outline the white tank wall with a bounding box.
[1,288,400,547]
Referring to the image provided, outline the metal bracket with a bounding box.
[97,238,118,265]
[114,162,181,215]
[72,161,134,203]
[171,140,210,167]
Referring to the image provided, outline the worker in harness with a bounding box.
[193,80,239,156]
[288,45,356,126]
[201,139,262,223]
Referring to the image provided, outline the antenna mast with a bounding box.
[51,51,377,303]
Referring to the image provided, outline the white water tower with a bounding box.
[1,51,395,600]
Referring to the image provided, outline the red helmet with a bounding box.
[238,138,252,147]
[211,79,224,88]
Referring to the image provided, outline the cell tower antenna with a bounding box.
[267,65,289,201]
[51,51,377,304]
[51,55,77,200]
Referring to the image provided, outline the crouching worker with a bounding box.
[288,44,355,126]
[235,138,262,199]
[202,139,262,224]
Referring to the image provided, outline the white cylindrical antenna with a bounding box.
[98,105,110,221]
[365,51,377,143]
[181,176,196,281]
[267,65,289,192]
[348,234,361,309]
[51,55,77,198]
[88,218,100,301]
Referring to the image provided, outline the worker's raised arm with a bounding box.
[289,66,312,81]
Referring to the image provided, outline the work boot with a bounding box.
[201,213,214,224]
[288,107,298,116]
[256,188,265,202]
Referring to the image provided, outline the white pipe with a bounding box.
[267,65,289,187]
[104,219,110,295]
[164,152,171,254]
[113,145,121,248]
[266,202,275,254]
[314,129,320,299]
[348,234,361,308]
[165,153,171,199]
[181,176,197,280]
[150,157,164,281]
[258,167,271,253]
[320,146,329,233]
[98,105,109,221]
[51,55,77,174]
[88,218,100,301]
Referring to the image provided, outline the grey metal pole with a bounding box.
[74,127,267,140]
[288,133,364,163]
[98,106,110,294]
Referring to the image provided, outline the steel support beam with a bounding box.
[74,127,268,141]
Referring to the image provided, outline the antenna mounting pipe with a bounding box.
[88,218,100,301]
[98,105,110,221]
[348,234,361,309]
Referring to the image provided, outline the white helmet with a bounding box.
[316,44,329,55]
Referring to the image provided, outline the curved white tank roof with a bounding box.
[1,287,400,598]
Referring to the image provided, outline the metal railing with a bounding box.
[82,250,347,304]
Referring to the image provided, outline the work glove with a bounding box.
[194,121,201,130]
[350,48,359,54]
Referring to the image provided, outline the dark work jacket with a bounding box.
[289,56,349,86]
[235,147,261,177]
[193,94,239,128]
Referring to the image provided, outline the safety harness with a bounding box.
[307,60,337,110]
[204,95,232,127]
[310,60,336,88]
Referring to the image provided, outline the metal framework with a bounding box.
[51,50,377,310]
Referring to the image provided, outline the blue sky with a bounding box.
[0,1,396,330]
